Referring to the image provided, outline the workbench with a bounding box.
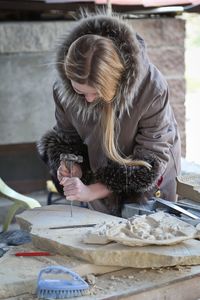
[1,205,200,300]
[1,245,200,300]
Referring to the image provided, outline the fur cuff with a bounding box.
[95,150,161,194]
[37,129,93,185]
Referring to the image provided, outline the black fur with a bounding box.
[37,130,93,187]
[95,150,161,195]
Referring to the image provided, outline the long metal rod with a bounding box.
[49,224,96,230]
[156,198,199,220]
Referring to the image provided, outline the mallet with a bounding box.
[60,153,83,217]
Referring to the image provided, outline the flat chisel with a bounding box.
[49,224,96,230]
[156,198,199,220]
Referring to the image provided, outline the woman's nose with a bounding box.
[85,94,96,102]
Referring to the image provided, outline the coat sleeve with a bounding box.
[95,87,174,196]
[37,83,93,191]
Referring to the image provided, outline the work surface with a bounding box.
[3,204,199,300]
[16,205,200,269]
[1,244,200,300]
[0,245,200,300]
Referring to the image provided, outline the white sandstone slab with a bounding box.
[16,205,200,269]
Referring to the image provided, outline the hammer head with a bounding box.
[60,153,83,164]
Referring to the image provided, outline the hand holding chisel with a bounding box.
[59,154,83,217]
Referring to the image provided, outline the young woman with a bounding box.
[37,13,181,216]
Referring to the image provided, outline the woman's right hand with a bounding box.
[57,160,83,183]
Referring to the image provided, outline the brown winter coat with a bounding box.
[37,14,181,216]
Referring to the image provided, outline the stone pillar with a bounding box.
[129,18,186,155]
[0,22,73,145]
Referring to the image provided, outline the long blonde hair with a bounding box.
[65,34,151,169]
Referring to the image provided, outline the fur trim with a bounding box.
[55,13,148,122]
[37,129,93,185]
[95,150,161,194]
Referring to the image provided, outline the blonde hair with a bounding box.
[65,35,151,169]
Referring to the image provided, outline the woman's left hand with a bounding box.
[60,177,93,202]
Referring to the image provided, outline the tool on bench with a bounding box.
[15,251,51,257]
[60,154,83,218]
[156,198,199,220]
[37,266,89,299]
[122,197,200,225]
[49,224,96,230]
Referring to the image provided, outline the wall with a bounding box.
[0,18,186,191]
[0,18,186,152]
[131,18,186,154]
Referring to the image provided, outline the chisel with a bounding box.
[49,224,96,230]
[156,198,199,220]
[60,154,83,217]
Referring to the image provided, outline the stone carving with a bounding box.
[83,212,200,246]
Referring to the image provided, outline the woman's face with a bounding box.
[71,80,98,103]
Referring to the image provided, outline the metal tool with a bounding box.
[49,224,96,230]
[155,198,199,220]
[122,197,200,225]
[60,153,83,217]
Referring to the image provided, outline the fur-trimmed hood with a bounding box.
[55,13,149,121]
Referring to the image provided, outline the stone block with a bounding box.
[148,47,185,77]
[167,79,186,106]
[170,100,186,155]
[0,19,185,54]
[0,53,55,144]
[172,103,185,130]
[129,18,185,47]
[16,205,200,269]
[170,102,186,156]
[0,21,73,53]
[180,133,186,157]
[166,78,186,155]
